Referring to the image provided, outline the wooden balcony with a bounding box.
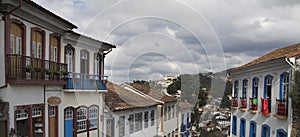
[231,97,238,109]
[239,97,247,111]
[6,54,67,85]
[64,73,108,92]
[248,97,258,113]
[274,99,288,120]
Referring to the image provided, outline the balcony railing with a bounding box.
[6,54,67,84]
[64,73,108,91]
[248,97,258,112]
[231,97,238,108]
[275,99,288,118]
[240,97,247,110]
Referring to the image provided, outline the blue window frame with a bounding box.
[242,79,248,98]
[264,75,273,112]
[252,77,259,98]
[240,118,246,137]
[280,72,289,101]
[234,80,239,97]
[232,116,237,135]
[276,129,287,137]
[262,124,271,137]
[249,121,256,137]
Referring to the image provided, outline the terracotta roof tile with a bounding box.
[233,43,300,72]
[105,82,159,111]
[129,83,177,102]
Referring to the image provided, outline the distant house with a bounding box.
[104,82,161,137]
[177,102,193,137]
[121,83,179,137]
[229,43,300,137]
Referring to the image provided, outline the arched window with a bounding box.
[242,79,248,98]
[65,45,74,72]
[50,34,60,62]
[261,124,271,137]
[89,105,99,129]
[234,80,239,97]
[77,107,87,132]
[240,118,246,137]
[232,116,237,135]
[252,77,259,98]
[80,49,89,74]
[94,53,101,76]
[10,23,24,55]
[264,75,273,112]
[249,121,256,137]
[31,28,44,59]
[280,72,289,101]
[277,129,287,137]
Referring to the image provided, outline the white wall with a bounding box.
[163,102,178,136]
[0,18,5,87]
[231,59,292,137]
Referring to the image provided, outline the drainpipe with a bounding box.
[285,58,294,122]
[0,0,23,89]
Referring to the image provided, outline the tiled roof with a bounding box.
[129,83,178,103]
[233,43,300,72]
[105,82,159,111]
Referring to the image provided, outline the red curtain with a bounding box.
[261,98,269,115]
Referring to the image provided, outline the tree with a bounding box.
[220,81,232,108]
[290,70,300,136]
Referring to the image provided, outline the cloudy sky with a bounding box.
[34,0,300,83]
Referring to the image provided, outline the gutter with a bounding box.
[3,0,23,16]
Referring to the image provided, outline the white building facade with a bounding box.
[229,44,300,137]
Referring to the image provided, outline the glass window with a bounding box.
[135,112,142,132]
[16,108,28,121]
[65,45,74,72]
[242,79,248,98]
[94,53,100,76]
[10,23,23,55]
[49,106,55,117]
[89,106,98,129]
[164,106,167,121]
[252,78,259,98]
[234,80,239,97]
[64,107,73,120]
[172,105,175,118]
[280,73,289,100]
[232,116,237,135]
[168,106,171,120]
[250,121,256,137]
[80,50,89,74]
[32,107,42,118]
[50,36,59,62]
[77,107,87,131]
[129,114,134,134]
[119,116,125,137]
[150,110,155,126]
[262,124,270,137]
[240,118,246,137]
[31,30,43,59]
[144,111,149,129]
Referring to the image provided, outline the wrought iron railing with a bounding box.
[240,97,247,109]
[276,99,288,117]
[6,54,67,83]
[249,97,258,111]
[64,73,108,91]
[231,97,238,108]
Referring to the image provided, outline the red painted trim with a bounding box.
[7,79,67,85]
[49,33,61,62]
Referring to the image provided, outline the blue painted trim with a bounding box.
[234,80,239,97]
[262,124,271,137]
[276,129,287,137]
[249,121,256,137]
[232,116,237,135]
[264,75,273,98]
[252,77,259,98]
[240,118,246,137]
[242,79,248,98]
[279,72,289,101]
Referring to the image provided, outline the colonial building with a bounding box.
[121,83,179,137]
[0,1,115,137]
[104,82,161,137]
[229,44,300,137]
[177,102,193,137]
[0,0,76,136]
[60,31,115,137]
